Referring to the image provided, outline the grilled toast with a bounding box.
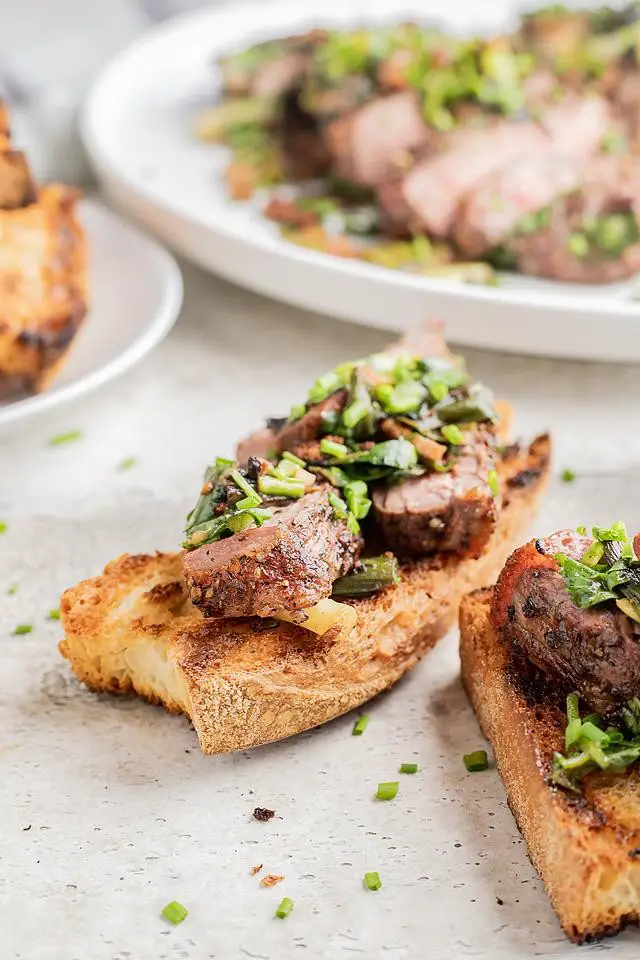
[460,586,640,943]
[59,434,550,756]
[0,101,87,394]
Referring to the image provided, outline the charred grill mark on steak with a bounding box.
[492,531,640,714]
[183,486,361,619]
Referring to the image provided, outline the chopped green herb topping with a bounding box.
[118,457,136,471]
[47,609,61,621]
[161,901,189,925]
[487,469,499,499]
[332,555,400,597]
[352,715,370,736]
[13,624,32,636]
[463,750,489,772]
[551,693,640,791]
[555,521,640,618]
[399,762,418,774]
[376,781,399,801]
[0,521,6,534]
[561,468,576,483]
[363,871,383,891]
[7,583,18,595]
[49,430,82,446]
[275,897,294,919]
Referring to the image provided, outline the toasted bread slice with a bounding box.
[0,184,87,393]
[460,587,640,943]
[59,435,549,755]
[0,150,37,209]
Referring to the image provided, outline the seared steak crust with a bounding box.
[183,487,361,618]
[372,433,498,558]
[493,532,640,714]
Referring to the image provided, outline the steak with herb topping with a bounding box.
[183,486,361,619]
[372,432,499,557]
[492,530,640,714]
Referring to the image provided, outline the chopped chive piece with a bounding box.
[463,750,489,772]
[47,609,60,621]
[7,583,18,595]
[428,380,448,403]
[275,897,294,919]
[49,430,82,446]
[561,468,576,483]
[257,475,305,499]
[118,456,136,471]
[289,403,306,421]
[577,525,587,535]
[441,424,465,446]
[568,232,589,258]
[363,871,382,891]
[352,715,370,736]
[231,469,260,502]
[161,901,188,925]
[282,450,306,467]
[488,469,499,498]
[0,521,6,534]
[376,781,399,801]
[13,624,33,636]
[320,437,349,459]
[399,762,418,774]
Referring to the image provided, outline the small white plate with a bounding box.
[0,199,183,428]
[82,0,640,361]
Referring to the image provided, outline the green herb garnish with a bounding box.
[463,750,488,772]
[47,609,60,621]
[7,583,18,595]
[551,693,640,791]
[376,781,399,801]
[561,468,576,483]
[488,469,499,498]
[275,897,294,919]
[363,871,382,891]
[118,457,136,471]
[332,555,400,597]
[0,521,6,534]
[13,624,33,636]
[352,715,370,736]
[399,762,418,774]
[49,430,82,446]
[161,901,189,925]
[555,521,640,616]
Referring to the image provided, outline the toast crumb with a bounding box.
[260,874,284,888]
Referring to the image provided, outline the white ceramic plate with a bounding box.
[0,199,182,428]
[82,0,640,361]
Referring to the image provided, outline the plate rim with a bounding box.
[0,197,183,428]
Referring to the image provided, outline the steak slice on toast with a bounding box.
[460,587,640,943]
[59,435,550,756]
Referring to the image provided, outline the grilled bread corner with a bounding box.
[0,100,87,394]
[59,435,550,756]
[460,586,640,943]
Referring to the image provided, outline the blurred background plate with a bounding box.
[82,0,640,362]
[0,198,183,427]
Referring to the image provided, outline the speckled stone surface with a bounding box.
[4,262,640,959]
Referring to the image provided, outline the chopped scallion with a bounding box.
[161,901,189,925]
[561,468,576,483]
[320,437,349,459]
[488,469,499,498]
[363,871,382,891]
[118,457,136,471]
[0,521,6,534]
[231,469,260,502]
[13,624,33,636]
[282,450,306,467]
[399,762,418,774]
[7,583,18,595]
[376,781,399,801]
[463,750,489,772]
[441,424,465,446]
[352,715,370,736]
[275,897,294,919]
[257,475,304,499]
[49,430,82,446]
[47,609,61,621]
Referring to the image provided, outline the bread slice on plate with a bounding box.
[460,585,640,944]
[59,434,550,756]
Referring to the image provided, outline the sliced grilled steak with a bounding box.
[513,154,640,283]
[492,531,640,714]
[324,92,430,188]
[372,432,498,558]
[275,389,347,454]
[236,426,278,464]
[219,33,326,99]
[378,96,610,240]
[183,486,361,619]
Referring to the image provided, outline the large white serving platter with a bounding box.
[0,199,183,428]
[82,0,640,361]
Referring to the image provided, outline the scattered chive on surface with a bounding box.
[7,584,18,595]
[275,897,294,919]
[0,521,6,534]
[488,469,499,498]
[363,871,382,891]
[13,624,33,636]
[47,609,60,621]
[49,430,82,446]
[118,457,136,471]
[399,762,418,774]
[561,468,576,483]
[161,901,189,925]
[376,781,399,801]
[352,715,370,736]
[463,750,489,772]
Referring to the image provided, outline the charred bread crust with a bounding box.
[59,435,550,756]
[459,588,640,943]
[0,151,37,209]
[0,184,88,393]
